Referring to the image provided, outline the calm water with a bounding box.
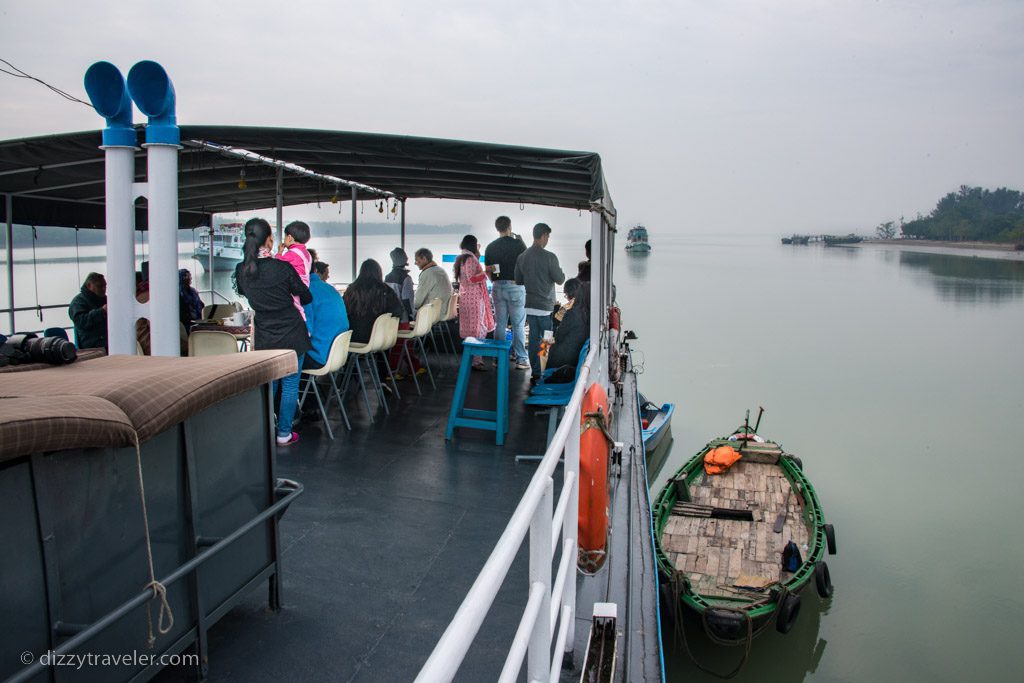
[618,236,1024,681]
[4,232,1024,680]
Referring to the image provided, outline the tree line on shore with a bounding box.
[878,185,1024,243]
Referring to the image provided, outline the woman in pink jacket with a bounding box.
[453,234,495,370]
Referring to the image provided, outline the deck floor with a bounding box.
[154,353,557,682]
[660,457,809,600]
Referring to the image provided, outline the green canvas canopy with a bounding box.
[0,126,614,230]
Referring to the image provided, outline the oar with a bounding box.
[753,406,764,433]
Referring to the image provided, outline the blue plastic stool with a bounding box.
[446,338,512,445]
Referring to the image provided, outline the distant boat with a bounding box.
[781,235,809,245]
[194,222,245,271]
[625,224,651,252]
[823,234,863,246]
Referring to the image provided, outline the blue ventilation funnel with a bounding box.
[83,62,136,147]
[126,60,179,145]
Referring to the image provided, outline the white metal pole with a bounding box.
[528,477,554,682]
[351,186,358,281]
[563,412,581,653]
[105,147,137,354]
[276,167,284,245]
[146,144,180,356]
[5,194,14,333]
[589,210,602,360]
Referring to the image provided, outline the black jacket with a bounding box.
[344,281,403,344]
[547,305,588,369]
[68,285,107,350]
[235,259,312,355]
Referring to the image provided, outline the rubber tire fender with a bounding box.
[787,455,803,471]
[775,592,801,634]
[815,561,834,598]
[824,523,837,555]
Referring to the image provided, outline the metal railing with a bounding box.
[416,344,599,683]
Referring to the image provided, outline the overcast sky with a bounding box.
[2,1,1022,235]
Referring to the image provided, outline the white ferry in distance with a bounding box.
[194,221,245,271]
[625,224,651,252]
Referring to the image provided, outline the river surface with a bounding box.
[616,235,1024,682]
[3,231,1024,680]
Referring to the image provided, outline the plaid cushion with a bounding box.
[0,396,136,463]
[0,350,295,447]
[0,347,106,374]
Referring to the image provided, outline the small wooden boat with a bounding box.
[653,417,836,653]
[639,394,673,451]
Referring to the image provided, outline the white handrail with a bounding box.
[415,346,598,682]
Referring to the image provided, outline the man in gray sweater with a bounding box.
[413,248,453,319]
[514,223,565,379]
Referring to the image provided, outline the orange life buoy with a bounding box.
[579,383,610,569]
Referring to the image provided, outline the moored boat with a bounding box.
[640,394,673,452]
[194,221,245,271]
[653,417,836,657]
[824,233,863,246]
[625,224,652,252]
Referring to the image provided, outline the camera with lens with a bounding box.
[0,332,77,367]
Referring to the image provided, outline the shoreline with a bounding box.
[858,239,1024,262]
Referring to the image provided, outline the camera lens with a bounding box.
[27,336,77,365]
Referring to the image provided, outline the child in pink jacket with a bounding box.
[276,221,313,320]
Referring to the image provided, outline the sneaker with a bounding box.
[276,432,300,446]
[515,361,531,370]
[415,367,427,376]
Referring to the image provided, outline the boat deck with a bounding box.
[660,456,809,600]
[151,352,657,682]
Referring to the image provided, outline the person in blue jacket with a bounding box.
[303,261,349,370]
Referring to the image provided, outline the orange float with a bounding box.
[579,383,611,570]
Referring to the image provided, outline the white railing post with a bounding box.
[563,403,581,653]
[528,477,554,682]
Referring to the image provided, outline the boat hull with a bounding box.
[194,252,243,272]
[625,243,652,252]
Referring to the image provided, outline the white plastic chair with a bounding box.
[376,314,402,400]
[343,313,394,419]
[431,292,459,361]
[188,329,240,357]
[396,301,437,394]
[298,330,353,439]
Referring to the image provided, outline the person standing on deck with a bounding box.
[233,218,312,447]
[454,234,495,370]
[484,216,529,370]
[68,272,108,351]
[515,223,565,380]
